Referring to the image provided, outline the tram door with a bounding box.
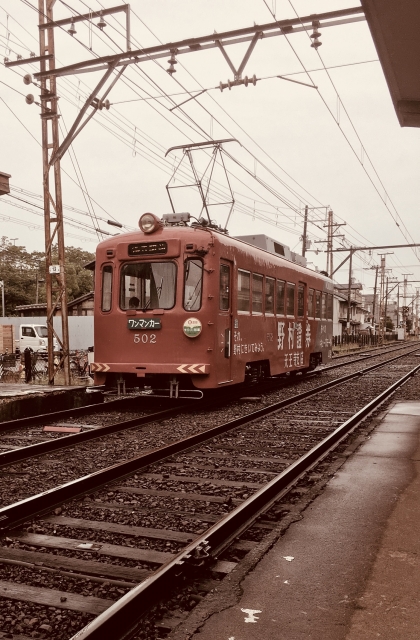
[218,261,233,383]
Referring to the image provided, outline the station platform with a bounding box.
[0,384,102,422]
[185,401,420,640]
[0,383,75,398]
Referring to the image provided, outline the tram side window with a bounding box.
[315,291,321,318]
[297,284,305,317]
[252,274,263,313]
[321,292,327,319]
[101,265,113,312]
[184,259,203,311]
[219,264,230,311]
[308,288,314,318]
[327,293,333,320]
[286,282,295,316]
[265,277,275,314]
[276,280,285,315]
[237,270,250,312]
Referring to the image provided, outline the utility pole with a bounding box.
[326,209,333,277]
[38,0,70,384]
[0,281,4,318]
[372,265,379,326]
[0,172,11,319]
[322,211,345,278]
[302,205,308,258]
[378,255,386,346]
[5,4,130,383]
[402,273,413,337]
[346,247,353,333]
[384,276,389,330]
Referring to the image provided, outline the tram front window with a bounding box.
[120,262,177,310]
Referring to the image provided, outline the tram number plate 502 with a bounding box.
[134,333,156,344]
[127,318,162,330]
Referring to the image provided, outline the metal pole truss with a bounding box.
[31,7,365,80]
[5,2,132,384]
[38,0,71,384]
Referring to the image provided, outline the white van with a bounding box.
[15,324,59,353]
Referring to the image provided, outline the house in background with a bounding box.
[15,291,94,317]
[334,281,368,336]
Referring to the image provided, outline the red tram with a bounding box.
[91,213,334,397]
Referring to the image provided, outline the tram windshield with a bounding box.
[120,262,176,310]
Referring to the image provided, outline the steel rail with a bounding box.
[321,341,417,371]
[0,346,417,469]
[0,393,143,431]
[71,361,420,640]
[0,340,408,434]
[0,348,416,531]
[0,401,196,466]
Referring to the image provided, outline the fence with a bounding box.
[333,333,398,348]
[0,350,91,385]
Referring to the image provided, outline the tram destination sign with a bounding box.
[128,242,167,256]
[127,318,162,330]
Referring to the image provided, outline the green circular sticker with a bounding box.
[183,318,202,338]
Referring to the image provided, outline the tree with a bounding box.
[0,237,94,316]
[385,316,394,331]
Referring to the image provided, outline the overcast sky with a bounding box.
[1,0,419,302]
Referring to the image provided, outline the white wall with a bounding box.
[0,317,94,351]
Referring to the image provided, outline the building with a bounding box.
[334,282,368,335]
[15,291,94,317]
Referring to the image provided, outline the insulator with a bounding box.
[252,74,257,86]
[4,57,9,64]
[17,54,22,60]
[25,94,35,105]
[219,81,224,92]
[227,79,232,90]
[68,19,76,36]
[104,99,110,110]
[166,51,178,75]
[97,13,106,30]
[98,99,111,110]
[311,38,322,49]
[23,74,32,85]
[310,30,321,39]
[244,76,249,87]
[30,52,36,58]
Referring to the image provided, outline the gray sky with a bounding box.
[1,0,419,301]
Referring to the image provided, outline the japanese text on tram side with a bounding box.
[232,330,264,356]
[277,321,311,350]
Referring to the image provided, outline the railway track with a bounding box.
[0,346,418,639]
[0,343,417,500]
[0,341,414,463]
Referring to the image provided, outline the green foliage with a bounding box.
[385,316,394,331]
[0,237,94,316]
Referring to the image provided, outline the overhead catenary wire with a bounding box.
[71,0,328,225]
[262,0,419,264]
[11,0,331,241]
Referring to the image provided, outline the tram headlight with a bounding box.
[139,212,161,234]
